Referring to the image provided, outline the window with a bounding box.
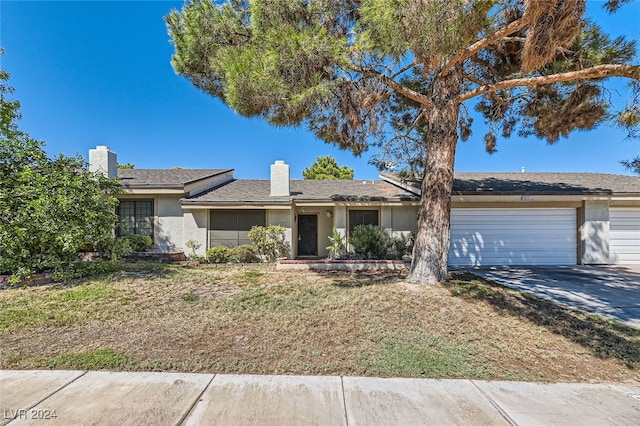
[348,209,379,234]
[117,199,154,238]
[210,210,266,247]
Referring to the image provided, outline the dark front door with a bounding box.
[298,215,318,256]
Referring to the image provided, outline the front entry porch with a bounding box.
[294,207,336,259]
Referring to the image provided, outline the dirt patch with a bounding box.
[1,265,638,383]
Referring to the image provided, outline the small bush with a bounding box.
[349,225,391,259]
[230,245,260,263]
[184,240,203,262]
[388,232,415,260]
[248,225,290,261]
[206,246,231,263]
[97,237,133,262]
[121,235,152,252]
[326,228,347,259]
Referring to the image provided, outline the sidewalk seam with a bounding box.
[2,370,87,426]
[176,374,216,426]
[470,380,517,426]
[340,376,349,426]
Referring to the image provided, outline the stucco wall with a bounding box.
[303,205,418,258]
[581,200,610,265]
[155,195,184,251]
[316,209,333,258]
[267,209,294,258]
[333,206,348,239]
[183,209,208,257]
[382,205,418,238]
[381,206,393,234]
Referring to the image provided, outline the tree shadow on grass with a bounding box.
[445,272,640,368]
[48,261,179,290]
[316,270,407,288]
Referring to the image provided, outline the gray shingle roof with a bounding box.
[183,179,419,204]
[381,172,640,196]
[118,169,232,188]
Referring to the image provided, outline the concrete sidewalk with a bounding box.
[1,370,639,425]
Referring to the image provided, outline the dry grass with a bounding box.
[1,264,638,383]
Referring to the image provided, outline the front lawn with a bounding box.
[1,264,638,382]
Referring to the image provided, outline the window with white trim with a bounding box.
[117,199,154,238]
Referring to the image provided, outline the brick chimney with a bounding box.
[270,160,290,196]
[89,146,117,178]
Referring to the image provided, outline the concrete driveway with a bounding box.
[465,265,640,328]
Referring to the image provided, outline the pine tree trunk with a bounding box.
[407,71,462,284]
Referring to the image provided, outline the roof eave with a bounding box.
[183,169,233,185]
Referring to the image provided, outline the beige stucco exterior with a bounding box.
[116,191,639,264]
[102,141,638,264]
[581,200,610,264]
[156,195,184,252]
[117,193,202,254]
[382,205,418,238]
[267,209,294,257]
[182,209,208,257]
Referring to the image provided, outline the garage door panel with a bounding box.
[449,208,577,266]
[610,208,640,264]
[610,232,640,239]
[612,248,639,254]
[450,237,573,248]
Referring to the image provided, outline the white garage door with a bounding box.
[449,208,577,266]
[609,208,640,265]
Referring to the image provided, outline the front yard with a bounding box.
[1,264,638,382]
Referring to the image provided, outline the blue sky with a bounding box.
[1,0,639,179]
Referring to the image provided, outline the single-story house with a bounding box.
[89,146,640,266]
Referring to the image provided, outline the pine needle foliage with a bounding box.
[303,155,354,180]
[167,1,640,283]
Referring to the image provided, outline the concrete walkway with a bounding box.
[463,265,640,328]
[2,370,639,425]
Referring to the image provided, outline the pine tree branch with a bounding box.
[462,71,489,88]
[470,55,501,80]
[392,61,420,79]
[440,18,527,77]
[457,64,640,103]
[498,36,574,55]
[351,65,434,108]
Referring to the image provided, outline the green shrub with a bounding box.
[121,235,152,252]
[206,246,231,263]
[185,240,201,258]
[326,228,346,259]
[350,225,391,259]
[389,232,415,260]
[230,245,260,263]
[97,237,132,262]
[0,72,121,282]
[248,225,290,261]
